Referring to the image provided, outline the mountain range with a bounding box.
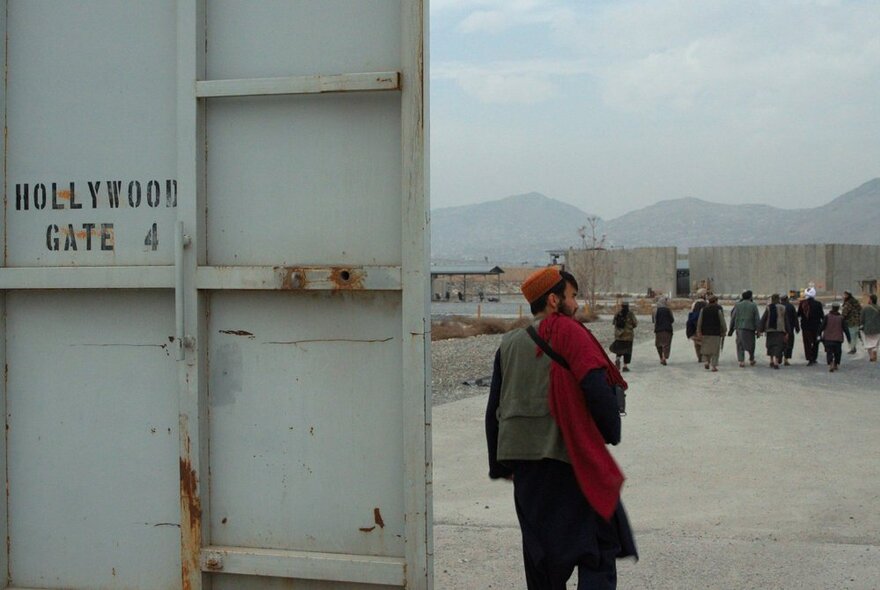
[431,178,880,264]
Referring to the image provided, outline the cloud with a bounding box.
[430,0,498,12]
[433,59,591,104]
[459,73,558,104]
[434,1,880,118]
[431,0,575,34]
[554,1,880,118]
[458,4,575,35]
[430,0,880,216]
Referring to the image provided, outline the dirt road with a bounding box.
[432,329,880,589]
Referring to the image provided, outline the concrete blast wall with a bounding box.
[566,247,676,296]
[827,244,880,295]
[689,244,880,297]
[689,245,827,297]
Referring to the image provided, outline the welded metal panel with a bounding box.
[207,291,404,555]
[205,93,402,266]
[205,0,401,80]
[5,1,178,267]
[6,292,181,588]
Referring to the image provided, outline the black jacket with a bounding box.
[699,304,724,336]
[784,302,799,334]
[798,298,825,331]
[653,307,674,333]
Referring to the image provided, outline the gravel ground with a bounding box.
[431,313,674,406]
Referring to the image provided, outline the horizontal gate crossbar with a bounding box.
[196,265,401,291]
[0,266,174,289]
[0,265,401,291]
[201,546,406,586]
[196,71,400,98]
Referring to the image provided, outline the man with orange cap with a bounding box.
[486,267,637,589]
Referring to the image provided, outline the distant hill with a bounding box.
[602,178,880,248]
[430,179,880,262]
[430,192,593,265]
[790,179,880,244]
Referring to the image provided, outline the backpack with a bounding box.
[686,301,706,338]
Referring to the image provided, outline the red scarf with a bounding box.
[537,313,627,521]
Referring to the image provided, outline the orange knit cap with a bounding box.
[521,267,563,303]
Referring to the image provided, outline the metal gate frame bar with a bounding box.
[1,3,9,584]
[175,3,207,589]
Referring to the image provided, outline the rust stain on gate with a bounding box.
[179,422,202,590]
[329,267,365,290]
[278,266,309,290]
[276,266,366,290]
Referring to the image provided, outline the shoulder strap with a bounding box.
[525,325,571,370]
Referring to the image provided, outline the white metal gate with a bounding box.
[0,2,431,588]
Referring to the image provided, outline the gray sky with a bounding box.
[430,0,880,219]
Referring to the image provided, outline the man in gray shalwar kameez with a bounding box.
[760,294,790,369]
[728,290,760,368]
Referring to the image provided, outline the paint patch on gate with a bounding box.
[219,329,255,338]
[212,344,242,406]
[278,266,308,289]
[374,507,385,528]
[359,507,385,533]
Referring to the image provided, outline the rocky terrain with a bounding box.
[431,314,666,406]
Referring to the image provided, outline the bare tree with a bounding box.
[573,216,611,310]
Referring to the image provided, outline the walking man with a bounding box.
[841,290,862,354]
[860,294,880,362]
[780,294,800,366]
[486,267,637,589]
[797,287,825,365]
[687,289,709,362]
[610,302,638,372]
[652,297,674,365]
[696,294,726,371]
[728,290,760,367]
[819,302,850,372]
[760,294,790,369]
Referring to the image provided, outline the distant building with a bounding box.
[430,265,504,300]
[566,244,880,298]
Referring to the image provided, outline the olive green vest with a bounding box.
[496,321,569,464]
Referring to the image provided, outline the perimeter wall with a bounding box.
[688,244,880,297]
[566,247,677,296]
[827,244,880,295]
